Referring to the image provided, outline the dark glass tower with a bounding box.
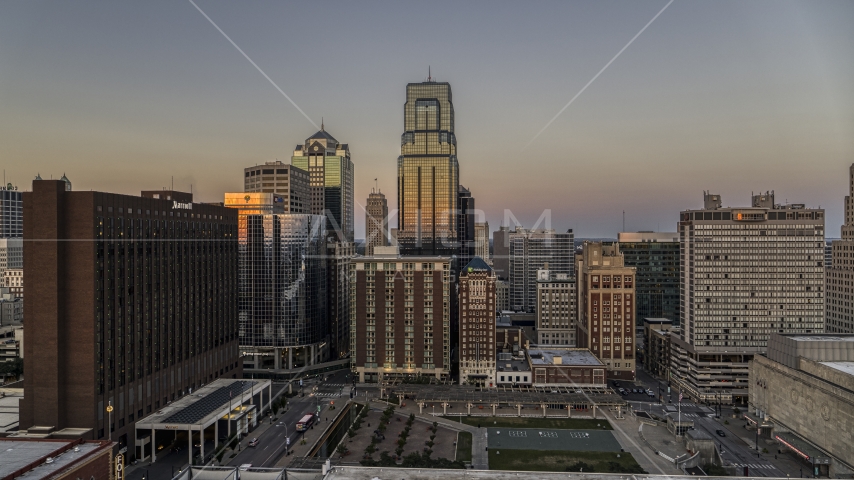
[397,79,459,256]
[457,185,476,270]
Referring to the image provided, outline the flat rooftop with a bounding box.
[528,348,603,367]
[0,389,22,434]
[0,439,105,479]
[784,335,854,342]
[324,466,784,480]
[820,361,854,377]
[136,378,270,429]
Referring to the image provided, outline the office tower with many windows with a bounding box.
[508,228,574,312]
[243,161,310,213]
[350,247,451,382]
[618,231,680,340]
[536,269,577,346]
[493,226,510,280]
[827,164,854,333]
[577,242,637,380]
[397,79,459,256]
[365,189,389,256]
[20,180,240,455]
[474,221,489,262]
[0,185,22,238]
[327,241,355,360]
[233,213,329,370]
[457,185,476,269]
[0,238,22,276]
[292,126,354,242]
[674,191,825,403]
[459,257,496,386]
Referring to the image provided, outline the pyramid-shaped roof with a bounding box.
[461,256,493,276]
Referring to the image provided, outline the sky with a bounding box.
[1,0,852,238]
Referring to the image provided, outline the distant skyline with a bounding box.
[1,1,852,238]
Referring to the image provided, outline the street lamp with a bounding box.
[106,402,113,441]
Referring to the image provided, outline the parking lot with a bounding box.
[609,381,657,402]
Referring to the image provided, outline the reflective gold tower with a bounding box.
[397,79,459,255]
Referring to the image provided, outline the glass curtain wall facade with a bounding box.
[397,81,459,256]
[238,214,328,370]
[0,187,22,238]
[617,232,680,327]
[292,129,354,242]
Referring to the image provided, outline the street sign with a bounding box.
[286,437,291,446]
[316,405,321,413]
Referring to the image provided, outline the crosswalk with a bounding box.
[729,463,776,470]
[322,383,347,387]
[314,392,342,398]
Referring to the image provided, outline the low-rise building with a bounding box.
[495,352,531,386]
[669,334,748,404]
[0,293,22,326]
[643,318,675,380]
[527,348,606,387]
[2,269,22,298]
[748,334,854,477]
[0,438,113,480]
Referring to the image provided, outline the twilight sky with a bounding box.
[1,0,852,238]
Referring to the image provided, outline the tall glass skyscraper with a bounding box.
[292,126,354,242]
[397,79,459,256]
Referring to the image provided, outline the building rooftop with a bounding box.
[461,256,492,275]
[527,348,603,367]
[324,466,772,480]
[0,438,110,479]
[643,318,674,325]
[496,354,530,373]
[820,361,854,377]
[0,388,22,435]
[136,379,270,429]
[786,335,854,342]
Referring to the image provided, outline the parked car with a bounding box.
[248,438,259,447]
[613,381,621,388]
[716,430,726,437]
[239,464,252,471]
[620,389,628,396]
[647,390,655,397]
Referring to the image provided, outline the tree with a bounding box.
[0,358,23,379]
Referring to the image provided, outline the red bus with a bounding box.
[296,413,315,431]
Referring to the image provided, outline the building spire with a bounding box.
[428,66,432,82]
[321,117,324,131]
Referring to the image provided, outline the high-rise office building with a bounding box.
[617,231,680,336]
[508,228,574,312]
[576,242,637,380]
[474,221,490,262]
[244,161,310,213]
[674,191,825,403]
[0,238,22,276]
[397,79,459,256]
[459,257,496,386]
[536,269,577,346]
[493,226,511,280]
[292,126,354,242]
[0,184,22,238]
[365,189,389,256]
[20,180,240,455]
[350,247,451,382]
[224,192,286,216]
[327,241,355,360]
[496,279,510,312]
[233,212,329,370]
[457,185,476,269]
[827,164,854,333]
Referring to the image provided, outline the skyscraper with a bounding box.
[617,231,680,331]
[365,189,389,256]
[243,161,310,213]
[459,257,496,386]
[493,226,511,280]
[0,184,22,238]
[292,125,354,242]
[397,79,459,256]
[474,221,490,262]
[576,242,637,380]
[536,268,577,346]
[827,164,854,333]
[508,228,575,312]
[20,180,240,454]
[457,185,476,269]
[673,191,825,403]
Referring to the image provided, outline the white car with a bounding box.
[239,464,252,471]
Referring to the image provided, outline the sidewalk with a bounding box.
[600,408,683,476]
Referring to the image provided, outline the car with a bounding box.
[716,430,726,437]
[633,388,640,394]
[647,391,655,397]
[248,438,259,447]
[239,464,252,471]
[620,389,628,396]
[613,381,621,387]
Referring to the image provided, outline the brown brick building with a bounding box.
[0,438,114,480]
[577,242,637,380]
[350,247,450,382]
[20,180,240,459]
[459,257,496,386]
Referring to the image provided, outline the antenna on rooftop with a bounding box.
[428,66,432,82]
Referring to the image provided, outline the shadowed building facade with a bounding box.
[397,79,459,256]
[20,180,240,459]
[459,257,496,386]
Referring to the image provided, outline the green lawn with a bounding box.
[456,431,472,463]
[442,416,612,430]
[488,449,645,473]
